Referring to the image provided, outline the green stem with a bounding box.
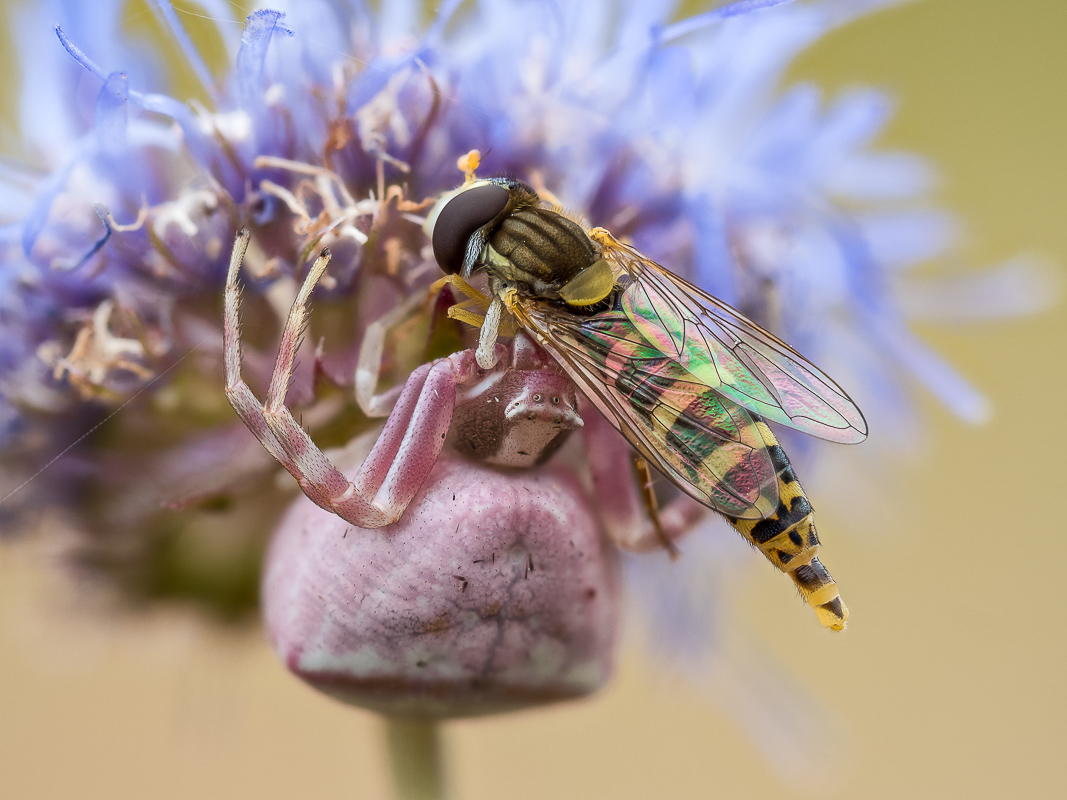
[384,716,448,800]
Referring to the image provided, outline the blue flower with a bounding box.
[0,0,1048,755]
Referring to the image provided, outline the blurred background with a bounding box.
[1,1,1064,798]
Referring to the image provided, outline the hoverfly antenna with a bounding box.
[430,182,510,275]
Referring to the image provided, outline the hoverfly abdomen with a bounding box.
[726,421,849,631]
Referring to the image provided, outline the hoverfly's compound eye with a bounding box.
[430,183,510,274]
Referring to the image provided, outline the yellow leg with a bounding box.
[428,274,491,310]
[447,305,488,329]
[633,455,680,559]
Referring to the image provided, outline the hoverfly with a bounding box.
[424,168,867,631]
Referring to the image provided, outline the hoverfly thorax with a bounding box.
[426,177,617,309]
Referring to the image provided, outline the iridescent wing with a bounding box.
[510,303,780,520]
[590,229,868,444]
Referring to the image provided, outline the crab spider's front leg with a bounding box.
[224,230,476,527]
[347,350,479,522]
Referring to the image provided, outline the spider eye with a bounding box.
[430,183,510,275]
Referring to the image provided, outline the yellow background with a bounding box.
[2,1,1065,798]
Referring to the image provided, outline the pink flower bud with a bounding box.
[262,452,620,717]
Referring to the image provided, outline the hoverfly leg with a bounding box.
[633,455,680,560]
[582,401,704,552]
[447,304,488,329]
[428,273,494,330]
[426,276,520,366]
[428,273,491,309]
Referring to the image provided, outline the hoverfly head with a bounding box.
[425,180,511,276]
[425,177,542,277]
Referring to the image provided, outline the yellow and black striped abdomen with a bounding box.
[727,421,849,631]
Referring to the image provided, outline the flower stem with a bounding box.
[384,716,448,800]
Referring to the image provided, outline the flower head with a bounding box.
[0,0,1047,735]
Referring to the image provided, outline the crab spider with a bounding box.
[223,230,702,551]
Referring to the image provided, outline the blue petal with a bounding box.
[266,1,347,88]
[54,26,197,135]
[20,154,80,258]
[688,196,739,304]
[345,51,423,113]
[827,151,935,199]
[377,0,420,43]
[899,257,1061,322]
[146,0,216,94]
[94,71,129,158]
[236,10,294,110]
[858,211,959,268]
[814,89,894,157]
[54,25,108,80]
[55,204,112,273]
[661,0,800,43]
[871,316,993,424]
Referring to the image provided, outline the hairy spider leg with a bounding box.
[355,287,434,418]
[350,352,475,520]
[355,275,505,418]
[224,231,303,470]
[225,230,478,526]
